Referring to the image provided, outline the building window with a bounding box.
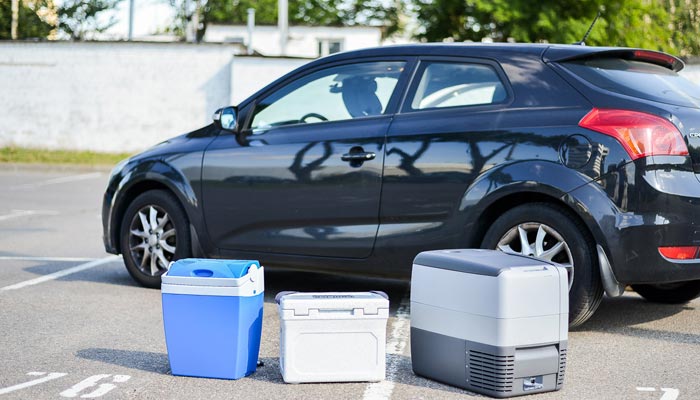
[317,39,344,57]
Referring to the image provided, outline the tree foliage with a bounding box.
[0,0,54,39]
[57,0,122,40]
[167,0,400,41]
[413,0,700,57]
[668,0,700,56]
[0,0,122,41]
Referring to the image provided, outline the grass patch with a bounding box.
[0,147,132,166]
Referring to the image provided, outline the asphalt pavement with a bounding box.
[0,165,698,399]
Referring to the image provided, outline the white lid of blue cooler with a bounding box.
[162,258,262,288]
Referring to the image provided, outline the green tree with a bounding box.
[413,0,699,56]
[0,0,54,39]
[668,0,700,56]
[57,0,121,40]
[167,0,400,41]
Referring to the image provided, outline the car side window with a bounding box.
[250,61,406,132]
[407,62,507,111]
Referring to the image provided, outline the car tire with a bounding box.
[119,190,192,288]
[481,202,604,327]
[631,281,700,304]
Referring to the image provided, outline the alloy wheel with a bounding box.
[496,222,574,289]
[127,205,177,276]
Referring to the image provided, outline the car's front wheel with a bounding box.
[120,190,192,288]
[632,281,700,304]
[481,202,604,327]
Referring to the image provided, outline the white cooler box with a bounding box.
[411,249,568,398]
[276,291,389,383]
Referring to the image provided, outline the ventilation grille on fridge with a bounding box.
[468,350,514,393]
[557,348,567,387]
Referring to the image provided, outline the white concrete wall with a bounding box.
[0,41,313,153]
[0,42,235,153]
[204,25,382,58]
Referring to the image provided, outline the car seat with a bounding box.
[341,76,383,118]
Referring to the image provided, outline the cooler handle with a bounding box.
[191,269,214,277]
[245,263,261,282]
[370,290,389,300]
[275,291,298,304]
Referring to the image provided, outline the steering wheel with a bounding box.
[300,113,329,123]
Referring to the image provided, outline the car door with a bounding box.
[374,57,515,270]
[201,59,410,258]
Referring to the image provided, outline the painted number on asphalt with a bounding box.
[636,387,680,400]
[60,374,132,398]
[0,372,131,398]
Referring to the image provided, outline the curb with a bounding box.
[0,162,113,173]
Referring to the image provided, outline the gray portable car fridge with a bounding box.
[410,249,568,398]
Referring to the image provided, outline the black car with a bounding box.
[103,43,700,326]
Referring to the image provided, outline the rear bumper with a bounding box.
[610,219,700,284]
[568,161,700,285]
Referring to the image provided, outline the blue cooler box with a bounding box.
[161,259,264,380]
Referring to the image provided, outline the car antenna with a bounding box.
[574,11,601,46]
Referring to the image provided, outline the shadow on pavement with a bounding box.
[248,354,476,396]
[17,261,408,292]
[247,357,284,385]
[76,348,170,374]
[383,354,476,396]
[572,293,700,344]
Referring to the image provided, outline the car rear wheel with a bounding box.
[120,190,192,288]
[632,281,700,304]
[481,202,604,327]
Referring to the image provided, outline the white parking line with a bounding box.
[0,256,96,262]
[635,387,680,400]
[0,209,59,222]
[11,172,103,190]
[0,255,121,291]
[362,293,411,400]
[0,372,68,395]
[660,388,680,400]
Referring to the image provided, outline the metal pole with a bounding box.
[246,8,255,55]
[11,0,19,40]
[128,0,135,40]
[278,0,288,56]
[184,0,192,42]
[190,0,200,42]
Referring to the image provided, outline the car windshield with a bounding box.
[562,58,700,108]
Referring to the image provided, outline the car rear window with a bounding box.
[562,58,700,108]
[407,62,508,111]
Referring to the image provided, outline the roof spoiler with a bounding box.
[544,48,684,72]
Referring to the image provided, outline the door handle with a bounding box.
[341,152,376,162]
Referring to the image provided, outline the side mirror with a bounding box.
[212,106,237,131]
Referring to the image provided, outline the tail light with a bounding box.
[658,246,700,260]
[579,108,689,160]
[632,50,682,71]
